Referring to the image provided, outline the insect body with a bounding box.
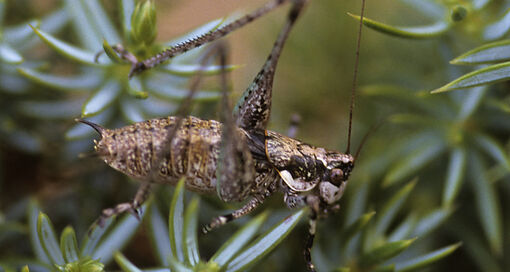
[78,0,366,271]
[80,115,354,210]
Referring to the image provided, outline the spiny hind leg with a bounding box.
[147,44,231,185]
[202,45,265,233]
[96,182,152,227]
[234,0,308,131]
[207,0,309,231]
[213,0,310,207]
[202,195,266,233]
[215,43,256,202]
[130,0,293,77]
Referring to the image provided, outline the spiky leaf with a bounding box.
[169,178,186,262]
[348,13,450,39]
[225,209,305,272]
[183,197,200,266]
[60,226,79,263]
[395,243,461,272]
[359,238,416,267]
[432,62,510,93]
[210,211,268,267]
[37,212,65,265]
[451,40,510,65]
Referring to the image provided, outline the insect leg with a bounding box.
[96,182,153,227]
[197,42,266,233]
[94,44,138,64]
[111,44,139,64]
[129,0,292,77]
[215,43,256,203]
[204,0,309,233]
[234,0,307,131]
[304,211,317,272]
[284,190,305,208]
[147,44,229,184]
[202,195,265,233]
[90,46,223,227]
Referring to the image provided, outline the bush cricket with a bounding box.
[77,0,367,270]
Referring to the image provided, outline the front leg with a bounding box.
[302,194,340,271]
[304,211,318,272]
[303,195,321,272]
[284,191,305,209]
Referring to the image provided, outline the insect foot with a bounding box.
[202,197,265,234]
[97,202,140,228]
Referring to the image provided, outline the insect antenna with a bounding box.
[345,0,367,155]
[353,120,384,161]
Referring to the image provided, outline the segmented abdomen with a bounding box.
[102,116,223,194]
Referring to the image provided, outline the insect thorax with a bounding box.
[264,130,354,206]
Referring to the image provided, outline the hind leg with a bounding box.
[207,0,309,231]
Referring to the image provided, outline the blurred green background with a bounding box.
[1,0,509,271]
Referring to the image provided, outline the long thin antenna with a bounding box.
[346,0,366,154]
[354,119,384,160]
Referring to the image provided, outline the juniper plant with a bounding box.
[0,0,68,153]
[348,0,510,270]
[2,0,508,271]
[17,0,236,150]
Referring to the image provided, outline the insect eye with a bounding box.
[330,168,344,186]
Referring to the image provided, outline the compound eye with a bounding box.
[330,168,344,186]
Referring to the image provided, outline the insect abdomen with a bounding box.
[98,116,223,194]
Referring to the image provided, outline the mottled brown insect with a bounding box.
[77,0,366,271]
